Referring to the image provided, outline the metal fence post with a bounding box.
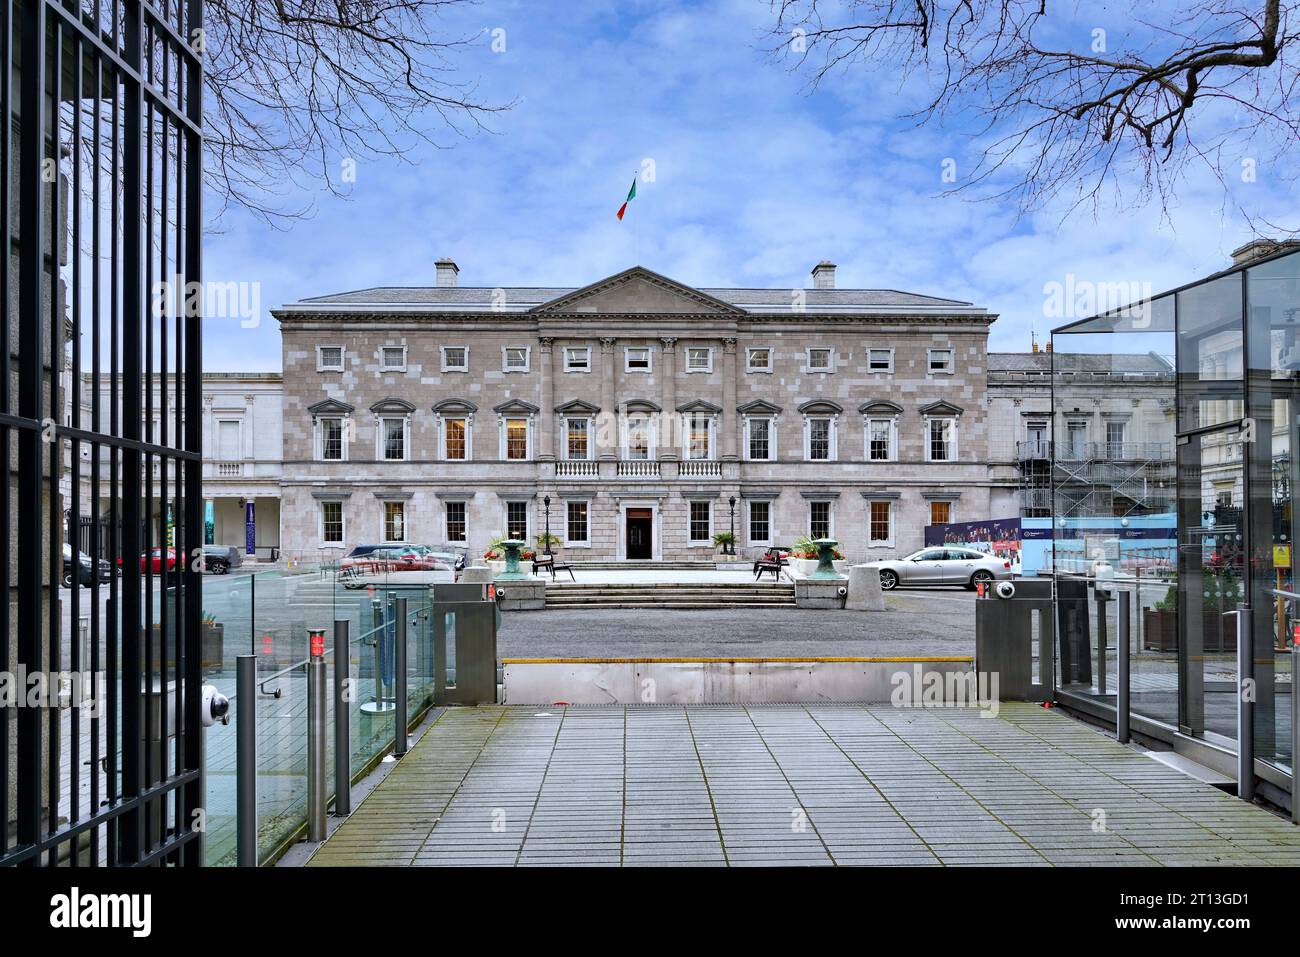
[394,598,409,757]
[1236,605,1254,803]
[1292,641,1299,825]
[333,619,352,817]
[1094,590,1108,697]
[1117,590,1130,744]
[307,629,328,841]
[236,655,257,867]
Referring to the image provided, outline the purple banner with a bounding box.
[245,500,256,556]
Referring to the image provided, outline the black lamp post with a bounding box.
[727,495,737,556]
[543,495,553,556]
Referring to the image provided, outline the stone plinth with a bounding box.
[846,564,886,611]
[494,579,546,611]
[794,579,845,609]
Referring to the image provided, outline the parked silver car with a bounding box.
[862,547,1014,590]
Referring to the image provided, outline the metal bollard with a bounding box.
[1235,605,1254,803]
[333,619,352,817]
[1094,592,1108,697]
[236,654,257,867]
[1117,591,1130,744]
[1292,641,1299,825]
[394,598,409,757]
[307,629,328,841]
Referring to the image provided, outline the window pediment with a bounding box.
[432,397,477,415]
[797,399,843,416]
[859,400,903,416]
[676,399,722,415]
[493,398,540,415]
[621,399,661,414]
[920,400,964,417]
[555,399,601,415]
[738,399,782,416]
[307,398,355,417]
[369,397,415,415]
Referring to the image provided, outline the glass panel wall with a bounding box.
[1051,307,1178,730]
[1053,246,1300,790]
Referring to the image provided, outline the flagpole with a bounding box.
[634,170,640,266]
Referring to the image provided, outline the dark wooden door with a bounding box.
[626,509,653,559]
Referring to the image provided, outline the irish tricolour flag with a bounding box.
[616,177,637,220]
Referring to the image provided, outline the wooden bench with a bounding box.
[532,554,576,582]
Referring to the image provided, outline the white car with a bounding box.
[860,547,1014,590]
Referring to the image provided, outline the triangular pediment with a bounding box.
[676,399,723,415]
[555,399,602,415]
[737,399,782,416]
[532,267,746,316]
[920,400,964,416]
[307,398,355,416]
[493,398,540,415]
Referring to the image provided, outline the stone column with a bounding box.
[660,337,678,460]
[722,337,738,460]
[538,337,555,461]
[599,337,617,460]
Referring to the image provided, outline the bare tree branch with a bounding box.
[202,0,513,226]
[766,1,1300,228]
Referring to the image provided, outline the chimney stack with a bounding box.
[435,258,460,288]
[811,261,836,289]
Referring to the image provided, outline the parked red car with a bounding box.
[117,548,178,573]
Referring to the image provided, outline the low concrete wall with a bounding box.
[502,657,976,705]
[794,578,846,609]
[494,579,546,611]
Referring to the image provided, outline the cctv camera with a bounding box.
[837,586,847,597]
[995,581,1016,600]
[201,684,230,727]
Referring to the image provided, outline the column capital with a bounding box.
[539,336,555,351]
[660,337,678,350]
[722,338,737,353]
[600,337,617,352]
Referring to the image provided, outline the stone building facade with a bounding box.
[272,263,998,563]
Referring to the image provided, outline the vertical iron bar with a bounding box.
[1237,604,1255,802]
[0,0,12,862]
[236,654,256,866]
[307,648,327,841]
[119,0,146,864]
[394,597,408,757]
[1291,642,1298,825]
[333,619,351,816]
[181,0,206,865]
[16,0,47,861]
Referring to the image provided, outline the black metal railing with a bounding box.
[3,0,203,867]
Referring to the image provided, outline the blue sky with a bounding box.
[202,0,1299,371]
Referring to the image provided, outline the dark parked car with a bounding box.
[203,545,243,575]
[61,543,114,588]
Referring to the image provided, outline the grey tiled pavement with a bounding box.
[307,703,1300,867]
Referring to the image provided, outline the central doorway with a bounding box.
[626,508,653,559]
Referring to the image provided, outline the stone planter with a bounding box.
[488,559,533,579]
[790,558,848,578]
[1142,609,1177,652]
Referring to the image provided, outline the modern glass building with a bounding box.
[1052,244,1299,810]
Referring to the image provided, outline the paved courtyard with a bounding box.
[498,589,977,658]
[307,702,1300,867]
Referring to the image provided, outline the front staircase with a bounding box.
[544,580,796,610]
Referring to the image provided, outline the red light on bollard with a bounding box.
[309,628,326,658]
[487,583,496,601]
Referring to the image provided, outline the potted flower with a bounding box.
[484,535,536,577]
[789,536,847,577]
[535,532,561,557]
[711,531,736,553]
